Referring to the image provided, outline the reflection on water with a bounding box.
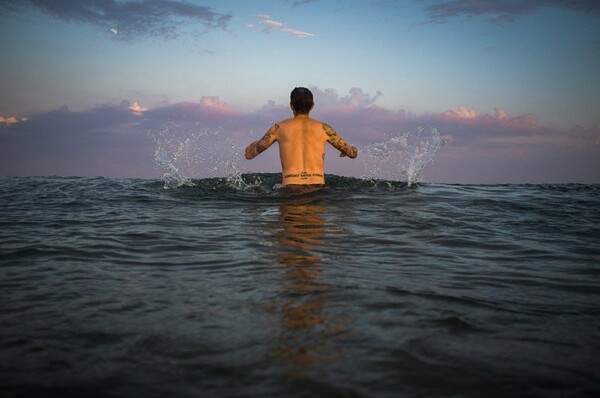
[267,195,348,377]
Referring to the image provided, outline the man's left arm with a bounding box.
[245,124,279,159]
[323,123,358,158]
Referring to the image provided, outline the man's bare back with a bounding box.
[245,88,357,186]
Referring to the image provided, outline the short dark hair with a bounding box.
[290,87,314,115]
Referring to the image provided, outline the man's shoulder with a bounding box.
[306,116,323,124]
[277,117,295,125]
[279,115,324,122]
[277,117,321,127]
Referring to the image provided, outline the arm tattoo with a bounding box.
[322,123,357,158]
[323,123,340,142]
[255,124,279,154]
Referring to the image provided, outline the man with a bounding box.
[245,87,358,186]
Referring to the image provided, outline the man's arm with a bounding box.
[323,123,357,158]
[245,124,279,159]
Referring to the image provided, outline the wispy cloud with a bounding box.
[3,0,231,40]
[424,0,600,24]
[254,14,314,38]
[291,0,319,7]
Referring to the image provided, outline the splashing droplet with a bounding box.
[361,126,445,186]
[151,123,259,190]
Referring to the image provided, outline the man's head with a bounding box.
[290,87,314,115]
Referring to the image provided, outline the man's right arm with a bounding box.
[245,124,279,159]
[322,123,357,158]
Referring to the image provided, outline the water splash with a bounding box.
[152,122,445,190]
[152,123,258,190]
[361,126,445,186]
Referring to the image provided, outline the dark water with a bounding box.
[1,175,599,397]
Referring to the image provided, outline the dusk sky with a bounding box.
[1,0,599,183]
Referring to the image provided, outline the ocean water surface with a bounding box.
[1,174,599,397]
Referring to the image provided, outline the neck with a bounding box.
[294,112,309,118]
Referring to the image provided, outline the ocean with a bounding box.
[1,174,599,397]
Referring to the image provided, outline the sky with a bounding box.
[0,0,599,183]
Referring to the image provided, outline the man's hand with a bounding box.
[339,146,357,158]
[245,141,257,159]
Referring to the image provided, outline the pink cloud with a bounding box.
[128,102,148,115]
[260,19,285,29]
[480,109,539,131]
[198,96,234,114]
[411,106,540,136]
[1,88,598,183]
[254,14,314,38]
[279,28,314,38]
[444,106,477,120]
[158,96,237,122]
[0,115,27,127]
[494,107,507,120]
[310,87,383,111]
